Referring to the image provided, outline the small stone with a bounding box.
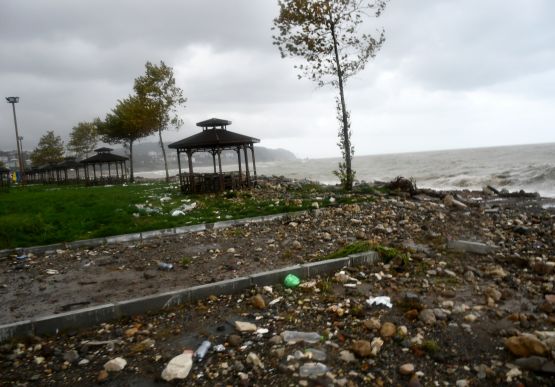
[291,240,303,250]
[63,349,79,364]
[456,379,469,387]
[78,359,90,366]
[505,334,548,357]
[408,374,422,387]
[514,356,548,371]
[339,350,356,362]
[228,335,242,347]
[268,335,283,345]
[351,340,372,357]
[235,321,257,332]
[380,322,397,338]
[363,318,381,331]
[419,309,436,325]
[464,314,478,323]
[484,286,502,302]
[104,357,127,372]
[246,352,264,369]
[251,294,266,309]
[226,247,236,253]
[161,350,193,381]
[97,370,109,383]
[399,363,415,375]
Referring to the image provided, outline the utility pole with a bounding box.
[6,96,26,184]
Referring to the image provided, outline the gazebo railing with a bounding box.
[179,172,249,194]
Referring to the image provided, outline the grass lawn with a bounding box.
[0,182,359,249]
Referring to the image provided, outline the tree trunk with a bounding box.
[129,140,134,183]
[158,128,170,182]
[330,21,353,190]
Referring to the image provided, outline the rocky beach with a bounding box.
[1,178,555,386]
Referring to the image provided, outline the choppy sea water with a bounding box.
[137,143,555,198]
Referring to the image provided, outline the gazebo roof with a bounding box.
[81,148,128,164]
[197,118,232,129]
[169,117,259,151]
[55,157,82,169]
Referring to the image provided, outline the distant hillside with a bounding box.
[123,142,296,171]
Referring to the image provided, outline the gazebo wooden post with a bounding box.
[186,150,194,193]
[176,150,183,189]
[243,145,251,187]
[212,150,217,174]
[236,147,242,187]
[250,144,257,185]
[217,149,224,192]
[93,164,97,183]
[108,163,112,182]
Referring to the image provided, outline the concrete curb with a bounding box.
[0,250,379,342]
[0,210,308,259]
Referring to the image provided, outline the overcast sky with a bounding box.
[1,0,554,159]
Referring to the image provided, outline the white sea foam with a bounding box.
[136,143,555,198]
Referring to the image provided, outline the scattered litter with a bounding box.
[281,331,321,344]
[283,274,300,288]
[46,269,59,275]
[157,262,174,270]
[162,350,193,381]
[171,210,185,217]
[194,340,211,361]
[213,344,226,352]
[16,255,28,261]
[366,296,393,308]
[268,297,283,306]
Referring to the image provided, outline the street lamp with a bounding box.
[6,96,26,184]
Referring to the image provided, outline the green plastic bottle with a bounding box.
[283,274,300,288]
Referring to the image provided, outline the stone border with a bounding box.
[0,251,378,342]
[0,210,308,259]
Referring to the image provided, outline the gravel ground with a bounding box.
[1,186,555,386]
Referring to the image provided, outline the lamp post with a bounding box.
[6,96,26,184]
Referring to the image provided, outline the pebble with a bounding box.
[104,357,127,372]
[251,294,266,309]
[399,363,415,375]
[161,351,193,381]
[505,334,549,357]
[97,370,109,383]
[339,350,356,362]
[380,322,397,338]
[235,321,257,332]
[419,309,437,325]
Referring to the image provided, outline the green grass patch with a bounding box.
[320,241,373,260]
[0,183,377,249]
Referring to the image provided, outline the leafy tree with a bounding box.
[134,61,187,182]
[30,130,65,166]
[67,121,99,159]
[273,0,387,190]
[96,95,159,182]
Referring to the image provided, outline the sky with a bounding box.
[1,0,554,159]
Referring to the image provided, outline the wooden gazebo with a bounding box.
[81,147,128,185]
[53,157,85,184]
[168,118,260,194]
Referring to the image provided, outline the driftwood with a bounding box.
[385,176,418,196]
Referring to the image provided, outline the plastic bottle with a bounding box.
[299,362,329,378]
[283,274,300,288]
[194,340,211,361]
[158,262,174,270]
[281,330,321,344]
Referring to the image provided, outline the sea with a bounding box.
[137,142,555,198]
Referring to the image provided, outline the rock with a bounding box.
[97,370,109,383]
[339,350,356,362]
[251,294,266,309]
[363,318,381,331]
[419,309,436,325]
[226,247,236,253]
[505,334,549,357]
[246,352,264,369]
[370,337,384,356]
[485,265,508,278]
[545,294,555,304]
[380,322,397,338]
[399,363,415,375]
[104,357,127,372]
[235,321,257,332]
[228,334,242,347]
[63,349,79,363]
[484,286,502,302]
[351,340,372,357]
[456,379,469,387]
[514,356,548,371]
[464,314,478,323]
[408,374,422,387]
[161,350,193,381]
[291,240,303,250]
[268,335,283,345]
